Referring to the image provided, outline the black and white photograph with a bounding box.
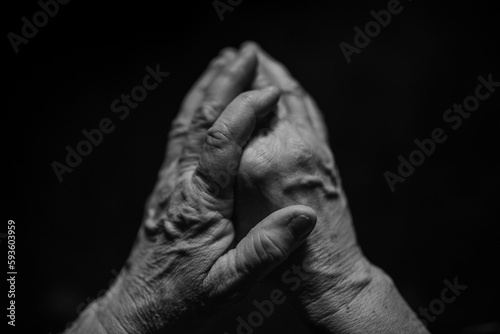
[4,0,499,333]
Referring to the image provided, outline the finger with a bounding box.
[244,42,311,125]
[148,50,237,209]
[247,50,273,91]
[204,205,317,301]
[164,48,237,167]
[243,43,307,109]
[242,42,303,94]
[192,86,280,201]
[251,63,274,90]
[243,47,285,122]
[249,42,331,140]
[178,48,238,125]
[181,46,259,168]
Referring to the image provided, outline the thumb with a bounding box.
[205,205,316,300]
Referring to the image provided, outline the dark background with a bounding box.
[3,0,499,333]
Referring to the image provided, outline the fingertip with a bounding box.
[240,42,266,66]
[219,47,237,55]
[240,40,260,52]
[208,48,236,69]
[219,47,238,61]
[229,45,258,79]
[241,47,258,65]
[254,86,280,118]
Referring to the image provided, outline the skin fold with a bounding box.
[65,43,429,334]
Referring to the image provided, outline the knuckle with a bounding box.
[238,134,285,182]
[193,168,221,198]
[143,208,162,237]
[205,123,234,151]
[220,64,243,81]
[192,101,224,129]
[163,180,216,231]
[287,140,314,165]
[282,82,306,97]
[256,233,288,264]
[209,55,227,69]
[219,47,237,58]
[239,148,276,182]
[236,91,260,109]
[168,118,189,140]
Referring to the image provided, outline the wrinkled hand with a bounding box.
[234,42,373,323]
[84,47,318,334]
[233,43,429,334]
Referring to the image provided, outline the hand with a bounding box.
[234,42,429,333]
[234,42,367,308]
[67,47,317,334]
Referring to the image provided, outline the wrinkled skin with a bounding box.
[68,46,318,334]
[234,43,372,322]
[68,43,429,334]
[233,44,429,334]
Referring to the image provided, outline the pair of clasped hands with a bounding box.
[67,43,429,334]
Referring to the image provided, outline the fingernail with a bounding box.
[288,215,315,239]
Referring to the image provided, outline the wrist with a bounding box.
[65,271,160,334]
[268,199,428,333]
[297,253,374,320]
[96,270,165,334]
[65,294,129,334]
[304,264,430,334]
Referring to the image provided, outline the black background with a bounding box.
[3,0,500,333]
